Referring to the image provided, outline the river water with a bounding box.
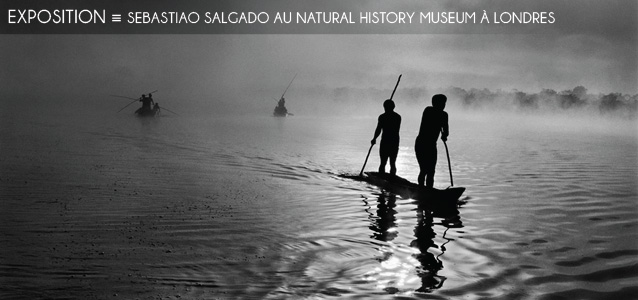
[1,101,637,299]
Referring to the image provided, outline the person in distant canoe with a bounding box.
[274,97,288,116]
[371,99,401,175]
[415,94,449,188]
[139,94,154,111]
[153,103,161,116]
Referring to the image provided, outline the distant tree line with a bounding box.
[328,85,637,118]
[445,86,637,118]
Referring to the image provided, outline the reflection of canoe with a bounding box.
[357,172,465,208]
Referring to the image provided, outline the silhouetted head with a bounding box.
[383,99,395,112]
[432,94,447,110]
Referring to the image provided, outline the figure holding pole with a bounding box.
[360,75,402,176]
[414,94,449,188]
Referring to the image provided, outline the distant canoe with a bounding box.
[273,104,288,117]
[273,74,296,117]
[135,106,159,117]
[348,172,465,209]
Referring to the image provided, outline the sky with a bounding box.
[0,0,636,116]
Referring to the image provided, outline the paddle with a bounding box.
[389,74,402,100]
[359,74,402,177]
[117,98,139,113]
[280,74,297,100]
[442,138,454,187]
[159,106,179,116]
[109,94,138,101]
[359,144,375,177]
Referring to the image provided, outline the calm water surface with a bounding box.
[1,104,637,299]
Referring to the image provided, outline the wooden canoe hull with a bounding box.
[361,172,465,209]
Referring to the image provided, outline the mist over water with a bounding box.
[1,6,636,296]
[1,93,637,299]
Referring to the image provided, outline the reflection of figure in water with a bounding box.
[411,210,446,292]
[365,193,460,293]
[369,193,398,242]
[371,99,401,174]
[415,94,449,188]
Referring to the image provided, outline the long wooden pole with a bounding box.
[109,94,137,101]
[280,74,297,100]
[160,106,179,116]
[117,98,139,113]
[359,144,374,176]
[390,74,402,99]
[442,139,454,187]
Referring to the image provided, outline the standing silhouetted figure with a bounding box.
[371,99,401,174]
[153,103,161,116]
[415,94,449,188]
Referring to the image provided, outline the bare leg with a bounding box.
[389,154,397,175]
[425,168,435,188]
[379,154,388,173]
[416,145,425,186]
[425,148,437,188]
